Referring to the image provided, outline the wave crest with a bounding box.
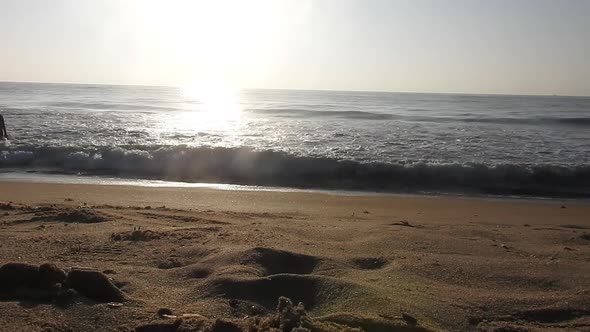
[1,145,589,197]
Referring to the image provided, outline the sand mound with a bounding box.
[350,257,388,270]
[202,274,360,311]
[112,229,161,241]
[177,246,321,280]
[186,267,211,279]
[158,258,185,270]
[240,247,319,276]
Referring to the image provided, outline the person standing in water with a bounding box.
[0,114,7,138]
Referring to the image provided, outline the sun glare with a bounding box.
[135,0,298,86]
[182,80,242,122]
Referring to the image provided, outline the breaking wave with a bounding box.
[1,145,589,198]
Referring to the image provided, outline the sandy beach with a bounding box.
[0,182,589,331]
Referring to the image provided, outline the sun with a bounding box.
[134,0,297,87]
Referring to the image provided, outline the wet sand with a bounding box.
[0,182,589,331]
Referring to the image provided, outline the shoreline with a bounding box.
[1,181,589,331]
[1,171,589,204]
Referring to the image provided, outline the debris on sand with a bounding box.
[56,209,107,223]
[351,257,388,270]
[0,202,16,210]
[135,319,183,332]
[158,258,184,269]
[158,308,174,317]
[108,302,124,308]
[276,296,307,332]
[134,296,432,332]
[210,319,243,332]
[32,207,108,223]
[134,297,309,332]
[389,220,415,227]
[112,229,160,241]
[402,313,418,325]
[66,269,125,302]
[314,312,431,331]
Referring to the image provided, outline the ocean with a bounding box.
[1,82,589,198]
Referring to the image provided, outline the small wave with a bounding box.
[45,102,184,112]
[246,108,396,120]
[246,108,590,126]
[551,117,590,126]
[1,145,589,197]
[456,116,590,126]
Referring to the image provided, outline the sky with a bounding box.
[0,0,589,96]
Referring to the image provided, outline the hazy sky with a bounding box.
[1,0,589,95]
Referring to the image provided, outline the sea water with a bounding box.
[1,82,589,197]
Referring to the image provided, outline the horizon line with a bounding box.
[1,80,588,98]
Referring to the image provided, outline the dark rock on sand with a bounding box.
[0,262,66,292]
[38,263,67,289]
[0,263,41,292]
[66,269,124,302]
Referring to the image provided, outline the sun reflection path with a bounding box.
[155,81,245,145]
[182,81,242,121]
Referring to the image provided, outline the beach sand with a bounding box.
[0,182,589,331]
